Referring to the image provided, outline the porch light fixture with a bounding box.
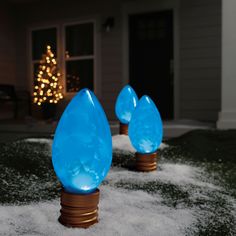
[115,85,138,135]
[128,95,163,172]
[102,17,115,32]
[52,88,112,228]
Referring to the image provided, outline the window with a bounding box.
[66,60,93,93]
[31,27,57,86]
[30,21,95,94]
[32,28,57,60]
[65,22,94,93]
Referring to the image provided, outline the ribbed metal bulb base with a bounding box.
[119,123,128,135]
[135,152,157,172]
[59,189,100,228]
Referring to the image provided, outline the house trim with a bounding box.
[217,0,236,129]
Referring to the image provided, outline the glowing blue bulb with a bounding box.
[52,89,112,194]
[128,95,163,154]
[115,85,138,124]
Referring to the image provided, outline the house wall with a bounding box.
[14,0,221,121]
[179,0,221,121]
[15,0,123,120]
[0,3,16,86]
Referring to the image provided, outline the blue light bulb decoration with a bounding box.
[52,89,112,228]
[52,88,112,194]
[115,85,138,134]
[128,95,163,172]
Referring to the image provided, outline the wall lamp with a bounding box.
[102,17,115,32]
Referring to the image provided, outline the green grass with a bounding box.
[0,140,60,204]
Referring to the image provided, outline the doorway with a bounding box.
[129,10,174,119]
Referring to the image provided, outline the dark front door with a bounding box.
[129,10,174,119]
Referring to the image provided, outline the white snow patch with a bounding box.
[22,136,168,156]
[0,162,229,235]
[112,135,135,153]
[112,135,168,154]
[0,186,193,236]
[23,138,53,155]
[106,163,220,191]
[160,143,169,150]
[23,138,53,145]
[11,136,235,235]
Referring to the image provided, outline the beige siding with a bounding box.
[179,0,221,121]
[0,3,16,86]
[101,21,123,120]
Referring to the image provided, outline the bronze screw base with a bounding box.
[135,152,157,172]
[119,122,128,135]
[59,189,100,228]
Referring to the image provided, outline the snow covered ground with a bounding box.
[112,134,169,154]
[0,135,235,235]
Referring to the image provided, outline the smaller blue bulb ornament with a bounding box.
[115,85,138,124]
[128,95,163,154]
[52,88,112,194]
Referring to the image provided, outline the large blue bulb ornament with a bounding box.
[115,85,138,124]
[52,89,112,194]
[128,95,163,154]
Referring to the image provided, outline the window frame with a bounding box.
[62,19,96,96]
[28,18,100,98]
[29,24,60,95]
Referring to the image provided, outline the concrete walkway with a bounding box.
[110,119,215,139]
[0,118,214,142]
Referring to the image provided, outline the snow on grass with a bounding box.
[23,138,53,145]
[1,135,234,235]
[1,163,235,235]
[22,135,169,156]
[112,135,136,153]
[0,185,193,236]
[112,135,169,154]
[106,163,220,191]
[23,138,53,154]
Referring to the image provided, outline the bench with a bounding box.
[0,84,31,118]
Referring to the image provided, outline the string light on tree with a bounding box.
[33,45,63,106]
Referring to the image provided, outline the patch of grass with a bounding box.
[115,180,192,208]
[0,142,51,176]
[0,140,60,204]
[112,152,136,169]
[186,191,236,236]
[165,129,236,163]
[115,180,236,235]
[160,130,236,198]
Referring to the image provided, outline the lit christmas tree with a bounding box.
[33,45,63,106]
